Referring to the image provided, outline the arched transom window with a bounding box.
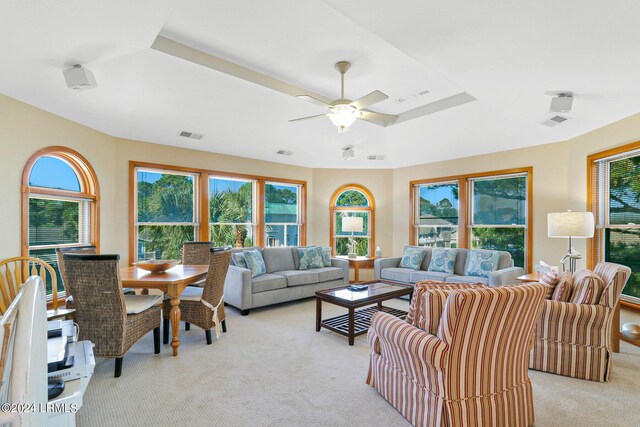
[22,147,100,294]
[330,184,375,256]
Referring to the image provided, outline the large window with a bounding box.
[210,177,255,247]
[411,168,532,270]
[135,168,198,260]
[589,142,640,306]
[330,185,375,256]
[413,182,458,248]
[264,182,302,247]
[129,162,307,263]
[22,147,100,295]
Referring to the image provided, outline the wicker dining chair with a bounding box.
[63,254,161,378]
[0,256,58,315]
[163,248,231,345]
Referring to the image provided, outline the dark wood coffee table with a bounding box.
[315,280,413,345]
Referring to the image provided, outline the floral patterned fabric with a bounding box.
[427,248,457,274]
[465,250,501,278]
[232,252,248,269]
[298,247,325,270]
[399,247,427,270]
[244,249,266,277]
[321,247,332,267]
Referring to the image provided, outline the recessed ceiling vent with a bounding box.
[178,130,204,140]
[276,149,294,156]
[396,89,430,103]
[542,115,569,127]
[367,155,385,161]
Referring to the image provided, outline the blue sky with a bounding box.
[419,183,458,205]
[29,156,80,191]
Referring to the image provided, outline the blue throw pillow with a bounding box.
[321,247,332,267]
[244,249,266,277]
[232,252,247,269]
[465,250,501,278]
[399,247,427,270]
[428,248,457,274]
[298,247,324,270]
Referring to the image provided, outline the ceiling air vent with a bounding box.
[178,130,204,140]
[542,115,569,127]
[276,149,294,156]
[367,155,385,161]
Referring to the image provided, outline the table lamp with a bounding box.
[547,211,594,273]
[341,216,363,259]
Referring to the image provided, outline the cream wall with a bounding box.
[392,113,640,273]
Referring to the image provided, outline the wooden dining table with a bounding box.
[120,264,208,356]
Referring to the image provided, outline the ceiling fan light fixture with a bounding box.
[329,104,358,130]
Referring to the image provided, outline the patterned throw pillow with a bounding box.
[428,248,457,274]
[298,247,324,270]
[232,252,247,269]
[464,250,501,278]
[570,269,605,305]
[321,247,332,267]
[539,271,559,299]
[243,249,266,278]
[552,271,573,301]
[400,247,428,270]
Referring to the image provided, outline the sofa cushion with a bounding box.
[321,247,332,267]
[244,249,267,278]
[409,271,451,283]
[428,248,457,274]
[262,247,295,273]
[465,250,501,278]
[552,271,574,301]
[232,252,248,268]
[570,269,605,304]
[314,267,344,283]
[496,251,514,270]
[399,247,427,270]
[445,275,489,285]
[298,247,324,270]
[252,273,287,293]
[381,267,414,283]
[292,246,313,270]
[539,271,559,299]
[278,270,320,287]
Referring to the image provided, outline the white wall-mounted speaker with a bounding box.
[63,65,97,90]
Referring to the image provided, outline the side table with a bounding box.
[516,273,543,283]
[335,256,377,283]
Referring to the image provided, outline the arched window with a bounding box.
[22,147,100,295]
[330,184,375,256]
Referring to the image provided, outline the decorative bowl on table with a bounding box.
[133,260,180,273]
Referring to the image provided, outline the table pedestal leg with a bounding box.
[348,307,355,346]
[170,295,181,356]
[316,298,322,332]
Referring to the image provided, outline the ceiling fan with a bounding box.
[289,61,398,132]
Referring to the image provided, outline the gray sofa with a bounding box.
[224,246,349,315]
[374,246,524,287]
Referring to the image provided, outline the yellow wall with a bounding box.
[3,92,640,279]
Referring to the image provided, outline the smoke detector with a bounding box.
[178,130,204,140]
[342,145,354,160]
[63,65,97,90]
[547,91,574,113]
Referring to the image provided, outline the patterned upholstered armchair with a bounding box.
[367,281,546,427]
[529,262,631,382]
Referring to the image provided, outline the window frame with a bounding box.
[21,146,101,302]
[330,184,376,257]
[410,167,533,272]
[264,180,304,247]
[588,140,640,311]
[209,175,257,248]
[129,161,307,264]
[412,180,460,249]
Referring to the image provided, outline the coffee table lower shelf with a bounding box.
[319,305,407,345]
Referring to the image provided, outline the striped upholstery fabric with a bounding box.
[569,269,605,304]
[551,271,573,301]
[529,262,631,382]
[539,271,559,299]
[367,284,546,427]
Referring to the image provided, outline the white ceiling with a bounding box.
[1,0,640,168]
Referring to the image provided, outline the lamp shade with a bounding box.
[342,216,363,233]
[329,105,358,128]
[548,211,594,238]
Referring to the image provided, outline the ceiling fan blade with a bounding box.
[288,113,328,122]
[350,90,388,110]
[359,110,399,125]
[296,95,332,109]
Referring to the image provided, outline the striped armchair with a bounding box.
[529,262,631,382]
[367,281,546,427]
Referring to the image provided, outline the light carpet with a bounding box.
[79,298,640,426]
